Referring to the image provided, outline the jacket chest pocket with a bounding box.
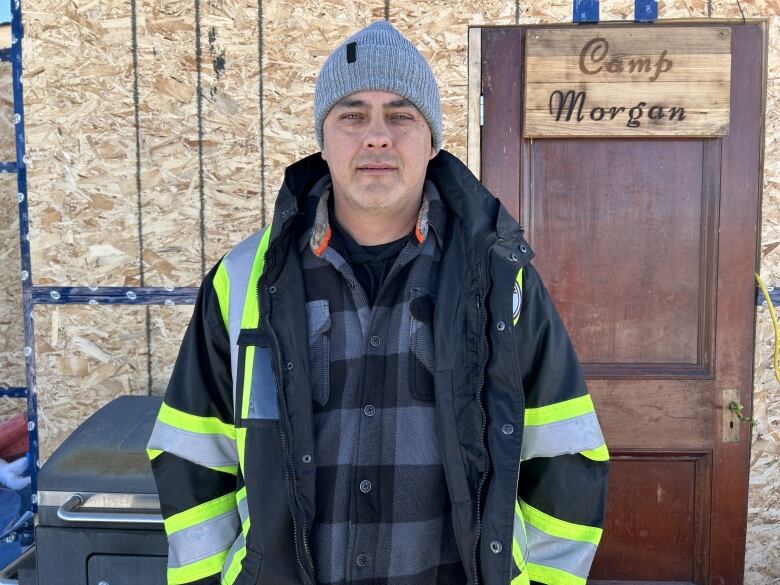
[409,288,435,403]
[306,300,331,408]
[236,328,279,427]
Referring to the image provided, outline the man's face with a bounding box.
[321,90,436,217]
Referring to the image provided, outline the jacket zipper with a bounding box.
[258,228,317,585]
[472,239,496,585]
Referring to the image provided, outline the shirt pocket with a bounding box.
[235,328,279,427]
[408,287,435,403]
[306,299,331,408]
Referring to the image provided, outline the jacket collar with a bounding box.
[269,149,533,266]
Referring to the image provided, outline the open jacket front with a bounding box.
[147,150,610,585]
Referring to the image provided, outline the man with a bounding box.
[147,20,609,585]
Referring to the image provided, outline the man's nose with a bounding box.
[363,117,392,150]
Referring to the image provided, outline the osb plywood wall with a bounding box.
[0,0,775,581]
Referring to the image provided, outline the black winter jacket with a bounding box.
[148,150,609,585]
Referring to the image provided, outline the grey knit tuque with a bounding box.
[314,20,443,154]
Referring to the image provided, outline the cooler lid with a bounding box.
[38,395,163,495]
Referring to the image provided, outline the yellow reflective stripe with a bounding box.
[581,442,609,461]
[157,402,235,440]
[512,538,524,572]
[165,492,237,535]
[167,549,227,585]
[526,562,586,585]
[147,448,162,460]
[513,498,527,569]
[241,226,272,329]
[524,394,595,427]
[520,500,602,546]
[221,544,247,585]
[213,261,231,331]
[516,267,524,291]
[510,568,531,585]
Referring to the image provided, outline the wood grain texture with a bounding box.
[590,380,713,450]
[525,54,732,83]
[589,454,708,582]
[33,305,149,460]
[529,137,711,368]
[199,0,264,268]
[525,26,731,55]
[135,0,202,287]
[481,27,523,212]
[524,27,731,137]
[148,304,192,395]
[23,0,141,286]
[709,22,765,584]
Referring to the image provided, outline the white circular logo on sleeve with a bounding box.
[512,281,522,323]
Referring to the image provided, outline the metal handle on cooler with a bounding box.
[57,493,163,525]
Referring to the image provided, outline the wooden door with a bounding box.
[478,20,765,585]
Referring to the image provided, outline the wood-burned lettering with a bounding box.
[579,37,673,82]
[549,90,686,128]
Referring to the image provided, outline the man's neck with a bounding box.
[331,193,421,246]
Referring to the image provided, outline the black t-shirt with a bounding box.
[327,196,411,306]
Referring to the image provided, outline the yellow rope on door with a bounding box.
[755,272,780,386]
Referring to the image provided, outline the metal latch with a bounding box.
[722,389,756,443]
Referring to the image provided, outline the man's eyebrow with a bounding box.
[334,98,368,109]
[333,98,416,109]
[384,98,415,108]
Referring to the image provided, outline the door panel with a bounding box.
[481,21,764,585]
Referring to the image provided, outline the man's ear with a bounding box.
[429,146,436,160]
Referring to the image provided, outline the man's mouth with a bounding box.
[357,164,397,174]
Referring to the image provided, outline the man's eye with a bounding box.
[341,113,362,120]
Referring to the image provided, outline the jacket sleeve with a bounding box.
[146,260,241,585]
[511,263,609,585]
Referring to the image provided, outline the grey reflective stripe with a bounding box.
[148,421,238,469]
[167,509,241,569]
[525,523,597,579]
[221,532,247,584]
[521,412,605,461]
[223,228,267,408]
[513,502,528,568]
[246,347,279,420]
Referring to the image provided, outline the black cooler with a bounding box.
[36,395,168,585]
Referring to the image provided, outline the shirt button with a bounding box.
[363,404,376,416]
[490,540,502,553]
[356,554,368,566]
[359,480,372,493]
[496,321,506,332]
[502,424,514,435]
[370,335,381,347]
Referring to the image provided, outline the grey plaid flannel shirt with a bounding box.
[296,175,467,585]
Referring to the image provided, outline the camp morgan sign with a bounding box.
[523,26,732,137]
